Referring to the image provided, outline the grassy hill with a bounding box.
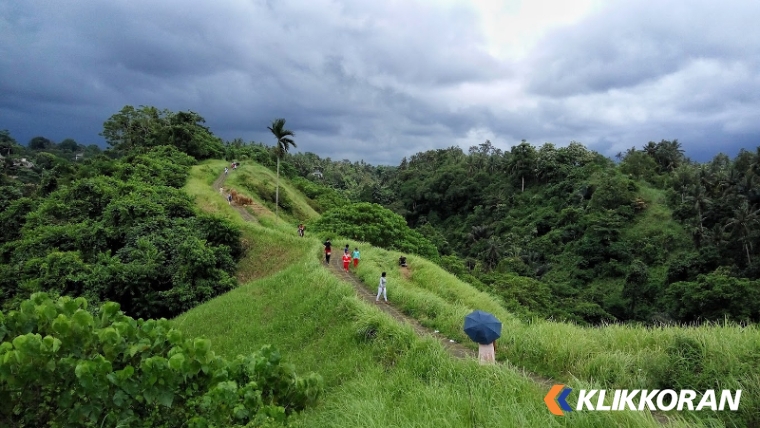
[174,160,760,427]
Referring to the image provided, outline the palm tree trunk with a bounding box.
[745,242,752,266]
[521,175,525,192]
[276,157,280,218]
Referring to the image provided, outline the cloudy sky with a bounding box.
[1,0,758,165]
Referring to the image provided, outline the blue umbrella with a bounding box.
[463,310,502,344]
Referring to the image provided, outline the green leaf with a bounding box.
[51,315,71,336]
[71,309,94,331]
[42,335,62,353]
[193,338,211,355]
[157,390,174,407]
[168,353,185,371]
[113,390,130,408]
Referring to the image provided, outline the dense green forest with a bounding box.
[1,108,239,319]
[4,108,760,326]
[2,105,760,426]
[276,140,760,325]
[0,107,323,427]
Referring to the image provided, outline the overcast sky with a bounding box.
[1,0,758,165]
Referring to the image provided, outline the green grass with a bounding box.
[623,186,692,254]
[173,252,675,427]
[176,161,760,427]
[226,162,319,224]
[348,246,760,427]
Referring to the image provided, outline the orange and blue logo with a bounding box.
[544,385,741,414]
[544,384,574,416]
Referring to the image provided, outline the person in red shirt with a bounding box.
[342,250,351,272]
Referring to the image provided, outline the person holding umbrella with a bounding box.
[479,341,496,364]
[463,310,501,365]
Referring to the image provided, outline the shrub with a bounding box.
[0,293,323,427]
[312,202,439,260]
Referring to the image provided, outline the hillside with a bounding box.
[284,141,760,326]
[2,116,758,426]
[175,160,760,427]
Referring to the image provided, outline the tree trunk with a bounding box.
[521,175,525,192]
[745,242,752,266]
[276,157,280,218]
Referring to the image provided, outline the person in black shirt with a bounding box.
[323,239,332,264]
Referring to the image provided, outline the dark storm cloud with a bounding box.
[1,0,758,165]
[503,0,760,161]
[525,0,760,97]
[1,0,509,163]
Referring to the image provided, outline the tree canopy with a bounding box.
[101,106,224,160]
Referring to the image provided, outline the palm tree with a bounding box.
[750,147,760,177]
[724,200,760,265]
[509,140,536,192]
[267,118,296,218]
[467,225,489,242]
[686,185,711,230]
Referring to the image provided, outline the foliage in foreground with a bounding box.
[0,293,323,428]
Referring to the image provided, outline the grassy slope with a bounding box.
[226,162,320,224]
[176,161,675,428]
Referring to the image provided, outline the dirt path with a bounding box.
[320,251,673,425]
[323,256,565,386]
[213,173,262,223]
[326,256,476,360]
[212,172,671,425]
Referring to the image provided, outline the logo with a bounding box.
[544,384,573,416]
[544,385,741,416]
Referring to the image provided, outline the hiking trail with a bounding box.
[214,173,265,223]
[211,172,672,426]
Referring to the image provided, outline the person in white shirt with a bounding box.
[376,272,388,303]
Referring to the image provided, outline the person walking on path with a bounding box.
[376,272,388,303]
[352,247,360,268]
[478,340,496,365]
[224,167,229,176]
[227,193,232,205]
[298,223,305,237]
[342,250,351,272]
[323,239,332,264]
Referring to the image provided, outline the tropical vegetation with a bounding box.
[2,104,760,427]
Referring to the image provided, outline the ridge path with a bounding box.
[210,172,671,426]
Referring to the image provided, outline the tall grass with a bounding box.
[226,162,319,223]
[348,246,760,427]
[178,161,747,426]
[173,253,679,427]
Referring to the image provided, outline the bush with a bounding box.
[1,154,241,320]
[312,202,439,260]
[0,293,323,427]
[665,270,760,323]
